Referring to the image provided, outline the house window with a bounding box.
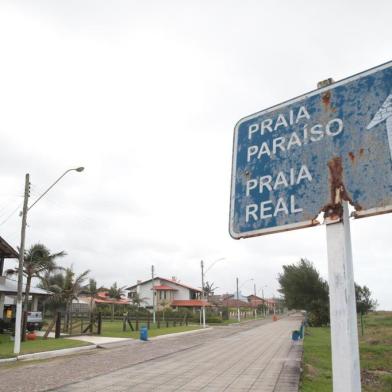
[159,291,168,300]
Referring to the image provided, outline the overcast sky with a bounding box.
[0,1,391,308]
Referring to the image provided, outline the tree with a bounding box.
[355,284,377,315]
[159,299,171,321]
[203,281,218,299]
[107,282,126,320]
[81,278,103,312]
[38,271,66,312]
[39,266,90,330]
[278,258,329,326]
[131,292,148,309]
[6,243,65,313]
[108,282,125,300]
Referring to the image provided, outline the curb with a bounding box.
[0,344,97,364]
[17,344,97,361]
[96,339,136,349]
[0,357,17,364]
[149,327,212,340]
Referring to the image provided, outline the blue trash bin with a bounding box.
[292,330,300,341]
[140,326,148,341]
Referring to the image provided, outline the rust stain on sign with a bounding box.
[321,90,336,112]
[322,157,362,221]
[322,91,331,108]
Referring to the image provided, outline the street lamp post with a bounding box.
[200,257,225,328]
[200,260,205,328]
[257,285,268,317]
[253,282,257,319]
[236,277,240,322]
[151,265,156,324]
[14,167,84,354]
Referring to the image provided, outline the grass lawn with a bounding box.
[100,320,201,339]
[0,334,92,359]
[300,311,392,391]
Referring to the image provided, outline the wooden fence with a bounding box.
[43,312,102,339]
[120,312,188,332]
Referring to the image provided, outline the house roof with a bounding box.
[127,277,202,293]
[96,292,130,305]
[0,276,50,296]
[0,236,18,259]
[265,299,277,305]
[247,295,264,301]
[171,299,209,307]
[221,298,252,308]
[94,298,130,305]
[152,285,178,291]
[80,292,130,305]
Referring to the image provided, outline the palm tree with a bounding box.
[39,266,90,331]
[61,267,90,316]
[7,243,65,313]
[131,292,148,309]
[81,278,103,312]
[108,282,126,320]
[108,282,125,300]
[38,271,66,311]
[203,281,218,299]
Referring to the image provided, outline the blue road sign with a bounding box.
[230,61,392,239]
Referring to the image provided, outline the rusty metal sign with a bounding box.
[230,61,392,239]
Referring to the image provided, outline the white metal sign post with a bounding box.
[326,202,361,392]
[230,62,392,392]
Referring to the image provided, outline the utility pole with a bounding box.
[13,168,83,354]
[262,287,266,317]
[151,265,156,324]
[254,282,257,319]
[236,277,240,322]
[14,173,30,354]
[201,260,206,328]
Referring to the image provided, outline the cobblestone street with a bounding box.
[0,315,302,391]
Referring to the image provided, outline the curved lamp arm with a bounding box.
[28,167,84,211]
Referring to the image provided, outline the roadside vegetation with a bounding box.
[300,312,392,391]
[278,258,388,391]
[278,258,329,326]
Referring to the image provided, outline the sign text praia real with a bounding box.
[244,105,343,223]
[230,61,392,239]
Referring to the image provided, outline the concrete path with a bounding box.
[0,314,303,392]
[66,335,133,345]
[35,331,133,345]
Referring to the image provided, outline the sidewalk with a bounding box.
[66,335,133,345]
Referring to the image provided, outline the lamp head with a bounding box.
[75,167,85,172]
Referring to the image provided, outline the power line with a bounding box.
[0,203,22,226]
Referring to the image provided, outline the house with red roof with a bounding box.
[73,291,131,312]
[126,276,207,311]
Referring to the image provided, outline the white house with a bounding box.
[126,276,207,311]
[0,236,51,319]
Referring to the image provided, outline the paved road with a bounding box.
[0,314,303,392]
